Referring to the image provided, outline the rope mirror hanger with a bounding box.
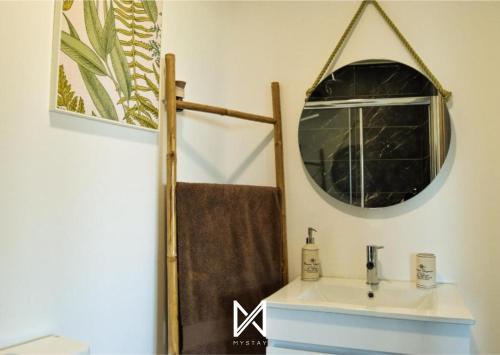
[305,0,451,101]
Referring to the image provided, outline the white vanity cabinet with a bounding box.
[265,277,474,354]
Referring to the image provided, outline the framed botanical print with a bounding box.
[50,0,162,130]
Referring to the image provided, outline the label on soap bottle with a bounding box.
[302,248,320,280]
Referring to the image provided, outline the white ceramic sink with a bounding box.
[267,277,474,324]
[299,279,433,309]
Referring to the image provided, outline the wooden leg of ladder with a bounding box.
[271,82,288,284]
[166,53,180,355]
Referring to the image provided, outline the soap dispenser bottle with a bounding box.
[302,227,320,281]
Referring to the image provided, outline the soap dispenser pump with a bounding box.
[301,227,320,281]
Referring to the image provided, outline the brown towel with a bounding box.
[176,182,284,354]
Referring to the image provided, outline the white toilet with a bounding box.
[0,335,89,355]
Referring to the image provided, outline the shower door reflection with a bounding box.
[299,97,448,208]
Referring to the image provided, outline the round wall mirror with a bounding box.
[299,60,451,208]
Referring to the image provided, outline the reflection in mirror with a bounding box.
[299,60,451,208]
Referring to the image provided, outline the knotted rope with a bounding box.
[305,0,451,101]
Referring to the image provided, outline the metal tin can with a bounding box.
[416,253,436,288]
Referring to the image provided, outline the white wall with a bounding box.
[166,1,500,353]
[0,1,163,353]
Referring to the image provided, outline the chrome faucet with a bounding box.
[366,245,384,285]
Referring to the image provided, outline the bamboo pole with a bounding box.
[165,53,179,355]
[177,100,275,124]
[271,82,288,284]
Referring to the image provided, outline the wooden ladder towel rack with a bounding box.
[165,53,288,355]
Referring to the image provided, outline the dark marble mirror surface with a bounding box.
[299,60,451,208]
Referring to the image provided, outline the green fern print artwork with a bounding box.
[58,65,86,113]
[56,0,162,129]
